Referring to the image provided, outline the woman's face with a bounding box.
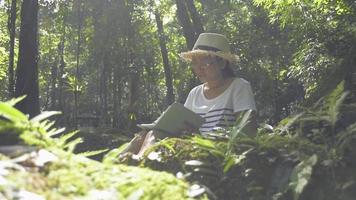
[191,55,224,83]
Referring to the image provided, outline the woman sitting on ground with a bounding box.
[122,33,257,157]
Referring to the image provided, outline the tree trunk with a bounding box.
[112,64,120,128]
[175,0,201,96]
[99,58,108,125]
[14,0,39,118]
[7,0,17,98]
[74,0,82,128]
[186,0,204,35]
[128,68,139,130]
[121,0,139,131]
[50,55,59,110]
[155,10,174,105]
[344,45,356,103]
[58,12,66,116]
[58,40,66,125]
[91,1,106,127]
[175,0,196,49]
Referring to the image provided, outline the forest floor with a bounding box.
[73,127,131,160]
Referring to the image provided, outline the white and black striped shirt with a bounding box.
[184,78,256,133]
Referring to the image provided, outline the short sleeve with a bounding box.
[184,88,195,110]
[233,81,257,113]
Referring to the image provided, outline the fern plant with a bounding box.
[0,98,199,200]
[0,97,106,157]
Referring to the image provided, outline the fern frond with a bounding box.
[0,102,28,123]
[39,120,56,131]
[64,137,83,152]
[57,130,80,147]
[31,111,62,123]
[77,149,109,158]
[329,91,349,126]
[5,95,26,106]
[47,127,66,137]
[103,143,130,164]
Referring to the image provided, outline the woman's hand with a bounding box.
[177,121,199,135]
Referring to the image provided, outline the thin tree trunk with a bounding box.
[176,0,203,97]
[175,0,196,49]
[58,41,66,125]
[186,0,204,35]
[344,45,356,102]
[99,59,108,125]
[128,68,139,130]
[112,64,119,128]
[116,81,123,127]
[121,0,139,131]
[155,10,174,105]
[58,15,66,114]
[43,79,51,110]
[56,1,69,126]
[101,55,112,126]
[74,0,82,128]
[50,55,58,110]
[14,0,39,118]
[7,0,17,98]
[92,1,105,126]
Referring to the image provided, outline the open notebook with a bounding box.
[137,103,205,135]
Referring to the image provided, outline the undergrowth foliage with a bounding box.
[133,82,356,200]
[0,97,200,200]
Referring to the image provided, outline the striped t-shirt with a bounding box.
[184,78,256,133]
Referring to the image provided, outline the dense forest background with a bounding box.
[0,0,356,199]
[0,0,355,132]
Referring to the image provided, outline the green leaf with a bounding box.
[64,137,83,152]
[0,102,28,123]
[103,143,130,164]
[208,149,225,158]
[192,136,216,149]
[223,156,236,173]
[156,138,176,153]
[78,149,109,158]
[230,109,252,138]
[289,154,318,200]
[237,109,252,129]
[329,91,348,126]
[40,120,56,131]
[5,95,26,106]
[223,148,251,173]
[278,112,304,134]
[57,130,80,147]
[47,127,66,137]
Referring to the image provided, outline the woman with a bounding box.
[181,33,257,134]
[122,33,257,158]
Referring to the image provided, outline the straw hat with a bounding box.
[180,33,239,63]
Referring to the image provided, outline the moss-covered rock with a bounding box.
[0,150,194,200]
[0,101,202,200]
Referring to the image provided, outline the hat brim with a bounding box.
[179,49,239,63]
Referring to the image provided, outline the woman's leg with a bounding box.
[120,130,163,158]
[136,130,157,157]
[120,130,148,155]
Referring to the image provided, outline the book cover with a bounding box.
[137,103,205,135]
